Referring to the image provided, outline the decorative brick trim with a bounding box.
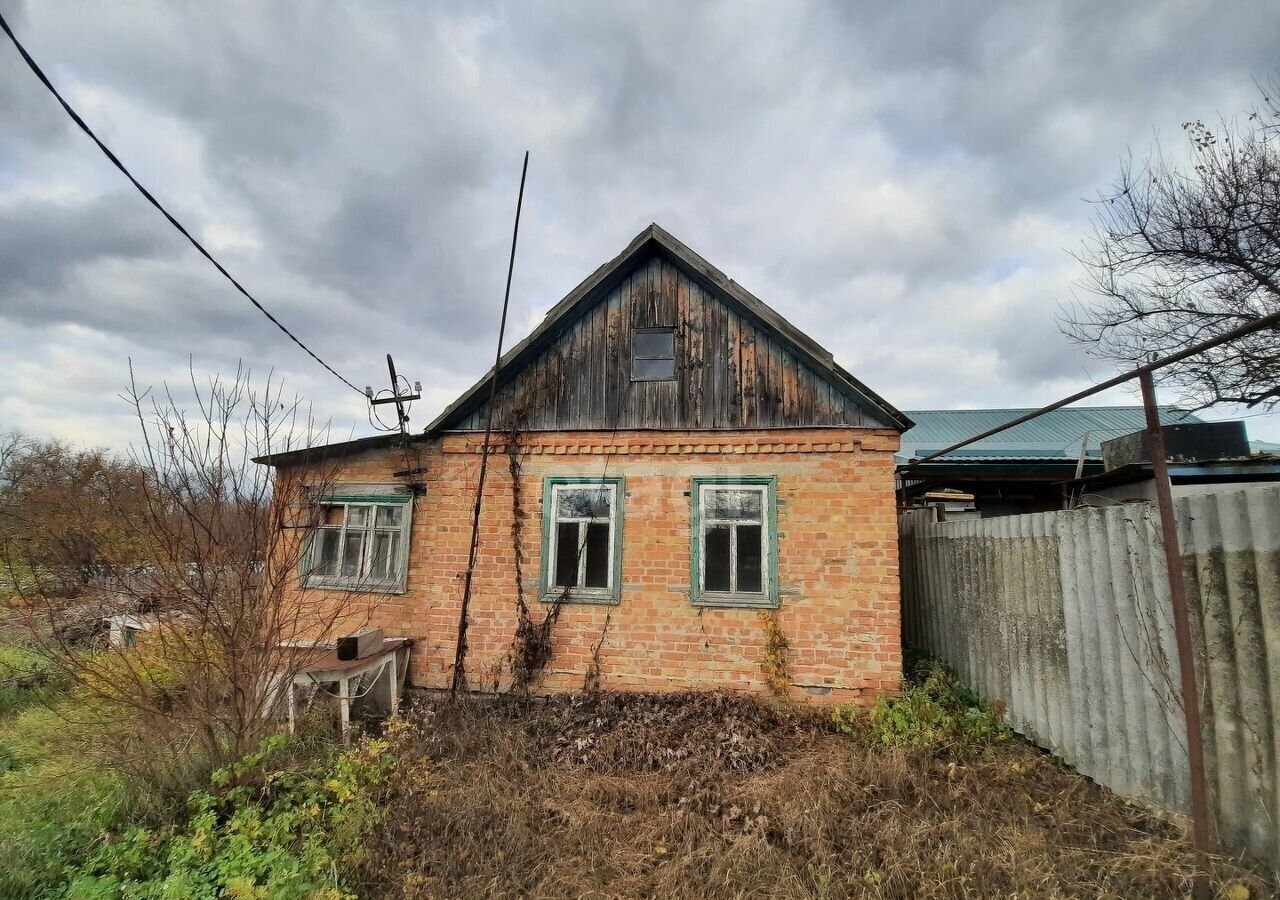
[445,437,871,456]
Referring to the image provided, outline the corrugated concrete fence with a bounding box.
[900,485,1280,868]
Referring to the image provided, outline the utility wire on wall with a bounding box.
[0,11,366,398]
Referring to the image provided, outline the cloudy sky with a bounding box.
[2,0,1278,453]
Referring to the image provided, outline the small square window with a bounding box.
[632,328,675,381]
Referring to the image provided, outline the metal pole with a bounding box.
[1139,371,1213,879]
[451,151,529,697]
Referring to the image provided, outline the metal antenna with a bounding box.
[370,353,421,432]
[369,353,427,484]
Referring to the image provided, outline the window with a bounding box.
[631,328,675,380]
[691,477,777,607]
[305,494,412,592]
[541,477,623,603]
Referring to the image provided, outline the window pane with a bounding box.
[633,330,674,358]
[583,522,610,588]
[315,529,341,576]
[704,525,731,592]
[556,487,611,519]
[736,524,763,593]
[553,522,580,588]
[632,357,675,380]
[370,531,399,580]
[321,505,344,527]
[704,488,762,520]
[347,505,371,528]
[342,532,363,577]
[375,505,403,527]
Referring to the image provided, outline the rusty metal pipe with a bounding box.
[1140,371,1213,895]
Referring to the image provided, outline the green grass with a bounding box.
[0,696,129,898]
[0,638,387,899]
[0,641,68,720]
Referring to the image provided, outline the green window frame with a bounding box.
[303,490,413,594]
[690,476,778,608]
[540,476,625,605]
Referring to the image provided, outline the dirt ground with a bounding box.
[352,690,1274,900]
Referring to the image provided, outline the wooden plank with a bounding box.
[740,321,757,427]
[674,264,691,424]
[568,317,585,427]
[585,300,602,427]
[768,336,785,426]
[725,307,742,427]
[796,362,817,424]
[688,275,706,428]
[604,284,622,429]
[621,268,640,428]
[781,347,798,423]
[657,257,677,326]
[703,287,722,428]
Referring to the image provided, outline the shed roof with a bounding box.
[896,406,1203,465]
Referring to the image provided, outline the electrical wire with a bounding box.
[0,11,365,397]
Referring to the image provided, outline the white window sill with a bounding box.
[304,577,406,596]
[539,590,620,606]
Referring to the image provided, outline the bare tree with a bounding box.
[1063,77,1280,410]
[0,435,147,597]
[7,366,373,772]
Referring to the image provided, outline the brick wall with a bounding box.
[282,427,901,704]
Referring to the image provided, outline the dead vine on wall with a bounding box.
[504,411,565,693]
[758,610,792,697]
[583,610,612,692]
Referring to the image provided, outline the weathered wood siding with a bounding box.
[456,255,888,431]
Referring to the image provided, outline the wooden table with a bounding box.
[286,638,411,740]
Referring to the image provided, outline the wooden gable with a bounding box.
[430,226,909,433]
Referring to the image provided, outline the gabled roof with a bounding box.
[426,224,912,433]
[896,406,1203,465]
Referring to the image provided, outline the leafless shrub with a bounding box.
[5,364,372,776]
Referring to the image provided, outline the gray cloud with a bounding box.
[1,0,1278,449]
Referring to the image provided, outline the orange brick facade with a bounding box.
[283,427,902,704]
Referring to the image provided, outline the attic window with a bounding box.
[632,328,675,381]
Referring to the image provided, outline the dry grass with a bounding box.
[354,692,1273,900]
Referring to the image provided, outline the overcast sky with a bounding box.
[2,0,1278,453]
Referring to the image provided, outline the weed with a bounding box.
[64,729,400,899]
[0,640,68,719]
[833,658,1010,755]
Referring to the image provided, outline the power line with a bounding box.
[0,10,366,397]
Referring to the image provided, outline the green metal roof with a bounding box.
[897,406,1202,465]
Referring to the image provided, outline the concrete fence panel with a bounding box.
[900,485,1280,868]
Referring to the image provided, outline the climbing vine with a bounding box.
[504,410,565,693]
[583,610,612,692]
[758,610,792,697]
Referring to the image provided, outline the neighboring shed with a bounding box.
[897,407,1202,516]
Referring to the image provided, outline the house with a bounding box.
[897,407,1202,517]
[259,224,911,703]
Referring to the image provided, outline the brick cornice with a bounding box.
[445,435,895,456]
